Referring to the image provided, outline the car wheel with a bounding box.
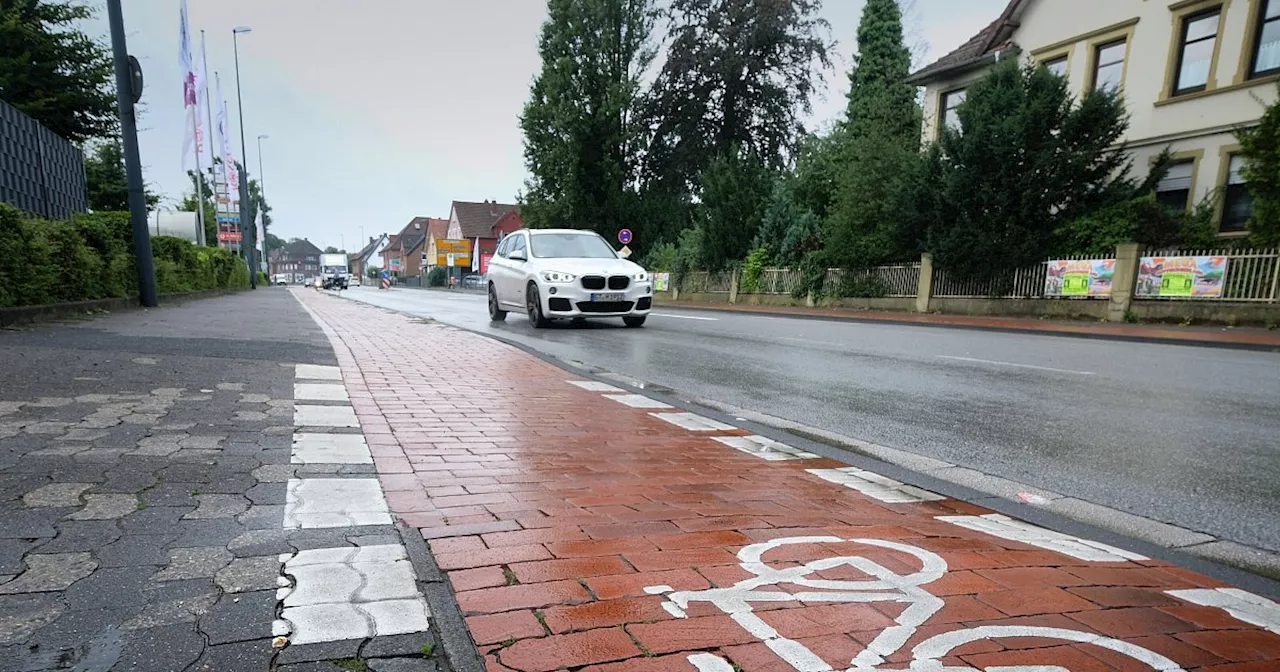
[488,284,507,322]
[623,315,647,328]
[527,283,549,328]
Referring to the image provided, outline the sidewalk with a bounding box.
[656,300,1280,350]
[296,289,1280,672]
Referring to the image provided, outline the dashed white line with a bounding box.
[936,355,1095,376]
[937,513,1146,562]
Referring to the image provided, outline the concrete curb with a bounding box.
[654,301,1280,353]
[327,291,1280,599]
[0,288,254,328]
[399,522,485,672]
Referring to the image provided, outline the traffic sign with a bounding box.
[618,245,632,258]
[618,229,632,245]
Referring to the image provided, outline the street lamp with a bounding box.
[232,25,255,288]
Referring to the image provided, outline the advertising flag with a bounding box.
[215,75,240,195]
[194,34,212,171]
[180,0,198,169]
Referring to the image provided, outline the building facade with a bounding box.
[908,0,1279,236]
[268,238,323,283]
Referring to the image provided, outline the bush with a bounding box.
[837,273,888,298]
[427,266,448,287]
[640,242,678,272]
[740,247,769,293]
[1056,195,1221,257]
[791,250,828,299]
[0,203,253,308]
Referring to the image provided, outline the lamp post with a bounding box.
[232,25,255,288]
[256,134,269,195]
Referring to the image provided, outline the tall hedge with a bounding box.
[0,203,251,308]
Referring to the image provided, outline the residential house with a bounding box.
[422,218,452,272]
[907,0,1279,236]
[446,200,525,272]
[349,234,389,280]
[383,217,441,278]
[268,238,323,283]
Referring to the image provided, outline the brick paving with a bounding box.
[295,290,1280,672]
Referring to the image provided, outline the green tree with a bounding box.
[698,147,773,270]
[644,0,832,193]
[84,140,160,211]
[181,169,217,246]
[824,0,921,268]
[264,233,286,254]
[909,59,1150,278]
[520,0,659,248]
[323,246,345,254]
[1238,83,1280,247]
[0,0,116,143]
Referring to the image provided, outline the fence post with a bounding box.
[728,270,739,305]
[916,253,934,313]
[1107,243,1141,322]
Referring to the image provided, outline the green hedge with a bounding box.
[0,203,251,308]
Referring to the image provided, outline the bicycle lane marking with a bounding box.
[291,290,1280,672]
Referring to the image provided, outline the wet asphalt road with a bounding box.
[337,285,1280,553]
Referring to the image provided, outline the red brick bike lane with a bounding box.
[294,290,1280,672]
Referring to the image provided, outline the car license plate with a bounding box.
[590,293,625,302]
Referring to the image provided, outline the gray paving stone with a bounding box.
[0,553,97,594]
[96,533,181,568]
[274,639,363,665]
[252,464,298,483]
[0,593,64,644]
[183,494,250,520]
[63,565,159,610]
[36,520,122,552]
[190,639,276,672]
[139,483,200,508]
[172,519,248,547]
[153,547,233,581]
[0,508,66,539]
[95,468,160,493]
[122,589,219,630]
[370,658,440,672]
[195,473,259,494]
[22,483,91,508]
[238,504,286,529]
[363,631,433,658]
[64,494,138,520]
[278,662,349,672]
[215,556,280,593]
[198,590,279,645]
[118,505,193,535]
[115,623,208,668]
[246,483,288,505]
[0,538,41,575]
[228,528,294,558]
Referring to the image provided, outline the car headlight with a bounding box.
[633,271,649,282]
[540,271,576,284]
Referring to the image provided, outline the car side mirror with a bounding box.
[509,250,527,262]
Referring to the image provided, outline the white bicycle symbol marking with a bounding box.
[646,536,1185,672]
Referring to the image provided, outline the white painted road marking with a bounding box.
[807,467,945,503]
[651,412,736,432]
[275,545,431,644]
[295,364,342,381]
[291,433,372,465]
[937,355,1096,376]
[294,404,360,428]
[713,435,818,461]
[604,394,673,409]
[650,313,720,321]
[1167,587,1280,634]
[293,383,350,402]
[938,513,1147,562]
[567,380,626,393]
[284,478,392,528]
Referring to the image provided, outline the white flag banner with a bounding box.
[180,0,197,169]
[215,75,240,195]
[193,34,212,171]
[256,209,266,256]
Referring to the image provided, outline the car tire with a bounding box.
[488,284,507,322]
[623,315,647,328]
[527,283,549,329]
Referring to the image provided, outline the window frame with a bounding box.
[938,87,967,135]
[1250,0,1280,78]
[1042,55,1070,78]
[1090,38,1129,92]
[1170,6,1224,96]
[1154,157,1199,212]
[1219,152,1253,233]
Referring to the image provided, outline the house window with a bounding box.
[1044,56,1069,77]
[1252,0,1280,77]
[1092,39,1127,91]
[1173,8,1220,94]
[940,89,966,132]
[1221,155,1252,232]
[1155,161,1195,211]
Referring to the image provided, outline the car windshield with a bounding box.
[529,233,617,259]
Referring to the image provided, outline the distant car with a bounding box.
[485,229,651,328]
[461,274,484,290]
[272,274,288,286]
[313,277,323,289]
[350,276,361,287]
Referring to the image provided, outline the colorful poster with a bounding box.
[1137,256,1227,298]
[1044,259,1115,297]
[480,253,493,275]
[653,273,670,292]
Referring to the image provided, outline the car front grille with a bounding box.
[636,297,652,310]
[608,276,630,290]
[576,301,635,313]
[548,298,572,312]
[581,276,606,290]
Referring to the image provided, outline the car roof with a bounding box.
[526,229,602,236]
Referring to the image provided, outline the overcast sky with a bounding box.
[96,0,1005,251]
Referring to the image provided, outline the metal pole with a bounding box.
[233,29,255,288]
[200,31,216,248]
[106,0,158,307]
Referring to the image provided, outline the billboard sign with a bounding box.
[1137,256,1227,298]
[1044,259,1115,297]
[436,239,472,267]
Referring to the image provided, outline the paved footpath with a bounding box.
[294,289,1280,672]
[0,291,442,672]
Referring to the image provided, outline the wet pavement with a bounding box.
[331,286,1280,558]
[295,288,1280,672]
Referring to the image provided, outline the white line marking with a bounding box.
[937,355,1095,376]
[295,364,342,381]
[291,433,372,465]
[650,313,719,321]
[937,514,1147,562]
[807,467,945,503]
[284,479,391,528]
[714,435,819,461]
[603,394,673,409]
[294,405,361,428]
[650,412,736,432]
[293,383,349,402]
[567,380,625,393]
[1167,588,1280,634]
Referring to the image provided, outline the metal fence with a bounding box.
[932,262,1052,299]
[826,263,921,298]
[753,268,805,295]
[1139,248,1278,303]
[0,98,86,220]
[681,271,735,293]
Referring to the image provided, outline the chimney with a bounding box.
[489,201,498,216]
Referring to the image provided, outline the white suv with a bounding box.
[487,229,652,328]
